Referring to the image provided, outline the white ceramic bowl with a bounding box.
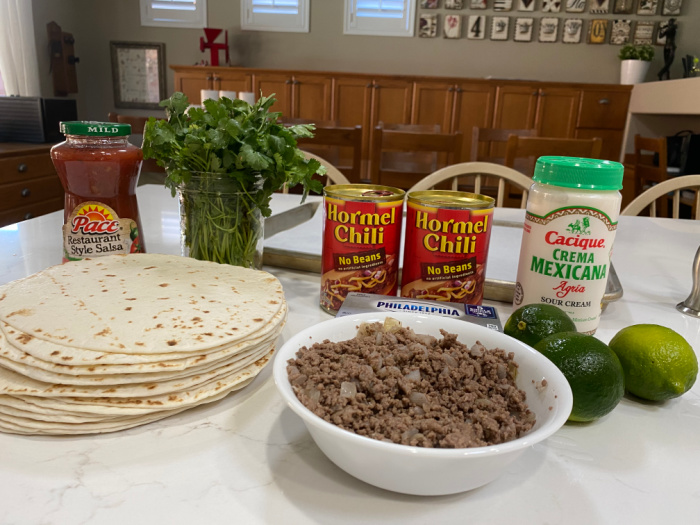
[273,312,572,496]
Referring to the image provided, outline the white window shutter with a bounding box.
[140,0,207,28]
[345,0,415,37]
[241,0,310,33]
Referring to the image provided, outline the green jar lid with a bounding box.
[60,121,132,136]
[533,156,624,190]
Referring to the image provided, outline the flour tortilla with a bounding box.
[0,315,284,383]
[0,254,285,353]
[0,345,273,398]
[0,302,286,367]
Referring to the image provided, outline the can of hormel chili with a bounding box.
[401,190,494,305]
[320,184,405,314]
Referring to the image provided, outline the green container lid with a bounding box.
[59,121,132,136]
[534,156,624,190]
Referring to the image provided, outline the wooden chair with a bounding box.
[370,125,462,190]
[470,127,538,164]
[409,162,533,208]
[621,174,700,220]
[294,124,363,184]
[504,135,604,175]
[633,134,669,217]
[282,151,350,194]
[108,112,165,184]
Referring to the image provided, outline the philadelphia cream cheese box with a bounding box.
[336,293,502,332]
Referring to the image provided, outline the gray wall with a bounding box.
[31,0,699,122]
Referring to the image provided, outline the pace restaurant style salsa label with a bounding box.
[320,188,404,313]
[401,194,493,305]
[513,206,617,334]
[63,201,143,261]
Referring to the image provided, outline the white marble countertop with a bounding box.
[1,185,699,525]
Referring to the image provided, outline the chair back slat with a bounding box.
[621,174,700,220]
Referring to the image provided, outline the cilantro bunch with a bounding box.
[142,92,324,267]
[142,92,324,217]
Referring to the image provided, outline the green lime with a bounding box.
[608,324,698,401]
[504,303,577,347]
[534,332,624,422]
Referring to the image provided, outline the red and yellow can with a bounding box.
[320,184,405,314]
[401,190,494,305]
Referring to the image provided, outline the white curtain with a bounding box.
[0,0,41,96]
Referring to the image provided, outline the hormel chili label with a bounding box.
[320,185,404,313]
[63,201,143,261]
[401,191,494,305]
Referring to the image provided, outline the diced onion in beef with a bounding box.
[401,428,419,441]
[443,354,458,368]
[340,381,357,398]
[404,369,421,382]
[409,392,429,406]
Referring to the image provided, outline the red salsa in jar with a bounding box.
[51,121,145,262]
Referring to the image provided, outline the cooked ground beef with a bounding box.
[287,319,535,448]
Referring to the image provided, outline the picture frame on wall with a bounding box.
[494,0,514,11]
[637,0,658,15]
[514,17,534,41]
[542,0,562,13]
[563,18,584,43]
[110,41,166,110]
[662,0,682,16]
[613,0,635,14]
[609,19,632,44]
[445,0,464,8]
[517,0,536,12]
[419,13,438,37]
[589,0,610,14]
[444,14,462,38]
[470,0,487,8]
[420,0,440,8]
[588,19,609,43]
[467,15,487,39]
[539,18,560,42]
[566,0,586,12]
[634,21,655,44]
[491,16,510,40]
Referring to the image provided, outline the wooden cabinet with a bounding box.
[170,65,632,174]
[332,75,413,179]
[0,143,63,228]
[173,66,252,105]
[253,72,331,121]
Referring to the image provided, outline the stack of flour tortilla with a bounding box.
[0,254,287,435]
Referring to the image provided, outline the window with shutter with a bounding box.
[241,0,310,33]
[344,0,416,37]
[140,0,207,28]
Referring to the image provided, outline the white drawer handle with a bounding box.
[598,98,610,105]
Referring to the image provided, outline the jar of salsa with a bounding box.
[51,121,145,262]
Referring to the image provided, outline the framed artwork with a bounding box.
[514,17,534,41]
[637,0,658,14]
[494,0,514,10]
[444,14,462,38]
[491,16,510,40]
[542,0,562,12]
[518,0,536,11]
[563,18,584,43]
[471,0,487,8]
[539,18,560,42]
[445,0,464,8]
[419,13,438,37]
[634,21,655,44]
[589,0,610,13]
[610,19,632,44]
[110,41,165,110]
[467,15,487,39]
[662,0,682,15]
[613,0,635,13]
[566,0,587,11]
[588,19,609,43]
[420,0,439,8]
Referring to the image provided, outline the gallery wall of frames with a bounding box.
[417,0,683,46]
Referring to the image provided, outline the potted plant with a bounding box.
[618,44,655,85]
[142,92,324,269]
